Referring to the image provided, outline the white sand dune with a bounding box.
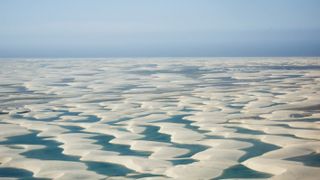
[0,57,320,179]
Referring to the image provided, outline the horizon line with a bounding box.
[1,56,320,59]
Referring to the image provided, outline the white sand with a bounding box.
[0,57,319,179]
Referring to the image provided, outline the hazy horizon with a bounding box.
[1,0,320,57]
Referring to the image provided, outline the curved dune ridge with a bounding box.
[0,57,320,179]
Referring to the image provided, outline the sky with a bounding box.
[0,0,320,57]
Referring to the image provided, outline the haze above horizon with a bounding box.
[1,0,320,57]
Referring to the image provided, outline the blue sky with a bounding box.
[0,0,319,57]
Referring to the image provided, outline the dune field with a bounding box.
[0,58,319,179]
